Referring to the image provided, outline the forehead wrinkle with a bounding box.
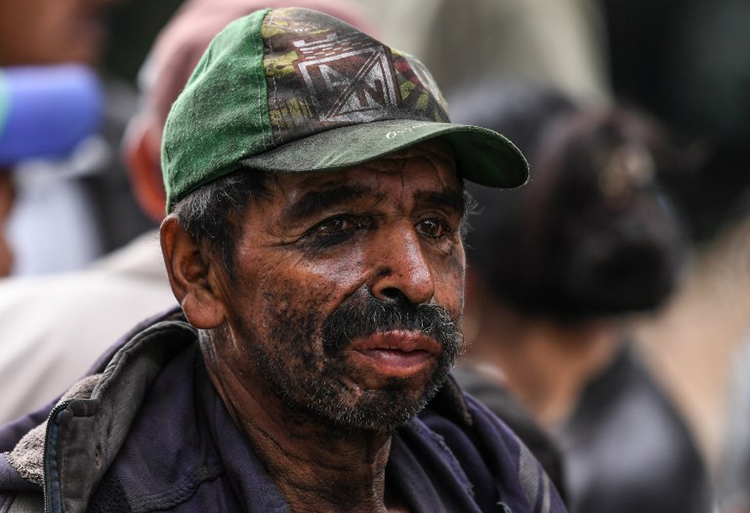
[384,152,458,185]
[358,153,462,212]
[414,188,466,217]
[365,156,455,189]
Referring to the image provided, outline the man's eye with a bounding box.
[315,217,349,234]
[416,218,449,238]
[303,216,367,248]
[313,216,356,235]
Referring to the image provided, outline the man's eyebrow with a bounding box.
[414,188,466,217]
[282,184,374,222]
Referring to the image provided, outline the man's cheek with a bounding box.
[293,260,369,304]
[250,256,348,308]
[259,272,338,334]
[433,247,466,317]
[448,240,467,276]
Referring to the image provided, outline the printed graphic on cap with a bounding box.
[295,31,401,122]
[263,8,448,145]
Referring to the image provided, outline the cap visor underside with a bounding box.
[240,119,529,188]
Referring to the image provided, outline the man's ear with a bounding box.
[160,214,226,329]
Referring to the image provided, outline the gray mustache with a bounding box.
[321,292,462,356]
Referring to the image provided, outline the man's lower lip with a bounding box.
[352,349,434,377]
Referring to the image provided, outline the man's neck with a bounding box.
[205,359,407,513]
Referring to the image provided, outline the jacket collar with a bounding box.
[42,308,193,511]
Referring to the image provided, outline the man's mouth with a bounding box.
[347,331,441,378]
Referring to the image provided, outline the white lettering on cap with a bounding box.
[385,123,432,139]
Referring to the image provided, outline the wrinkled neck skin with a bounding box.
[201,332,409,513]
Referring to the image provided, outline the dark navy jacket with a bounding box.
[0,309,566,512]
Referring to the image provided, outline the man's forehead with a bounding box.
[251,142,462,225]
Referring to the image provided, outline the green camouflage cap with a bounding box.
[162,7,528,212]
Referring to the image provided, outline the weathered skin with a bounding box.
[161,142,467,512]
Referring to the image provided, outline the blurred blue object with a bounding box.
[0,65,104,166]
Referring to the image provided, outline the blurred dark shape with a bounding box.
[75,81,152,258]
[467,106,688,321]
[562,345,712,513]
[449,85,577,501]
[603,0,750,241]
[448,82,579,159]
[101,0,187,85]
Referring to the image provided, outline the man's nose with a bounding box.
[368,222,435,305]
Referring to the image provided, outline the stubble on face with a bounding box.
[233,285,463,434]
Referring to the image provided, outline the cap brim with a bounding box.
[240,119,528,188]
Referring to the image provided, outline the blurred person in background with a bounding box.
[452,84,713,513]
[0,0,370,425]
[352,0,610,105]
[0,0,118,275]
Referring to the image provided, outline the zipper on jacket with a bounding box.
[43,400,70,513]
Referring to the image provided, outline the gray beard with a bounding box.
[235,291,463,434]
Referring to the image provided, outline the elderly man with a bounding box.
[0,8,566,512]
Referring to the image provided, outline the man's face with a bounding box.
[0,0,114,66]
[212,144,466,432]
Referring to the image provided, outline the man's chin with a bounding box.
[300,374,448,434]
